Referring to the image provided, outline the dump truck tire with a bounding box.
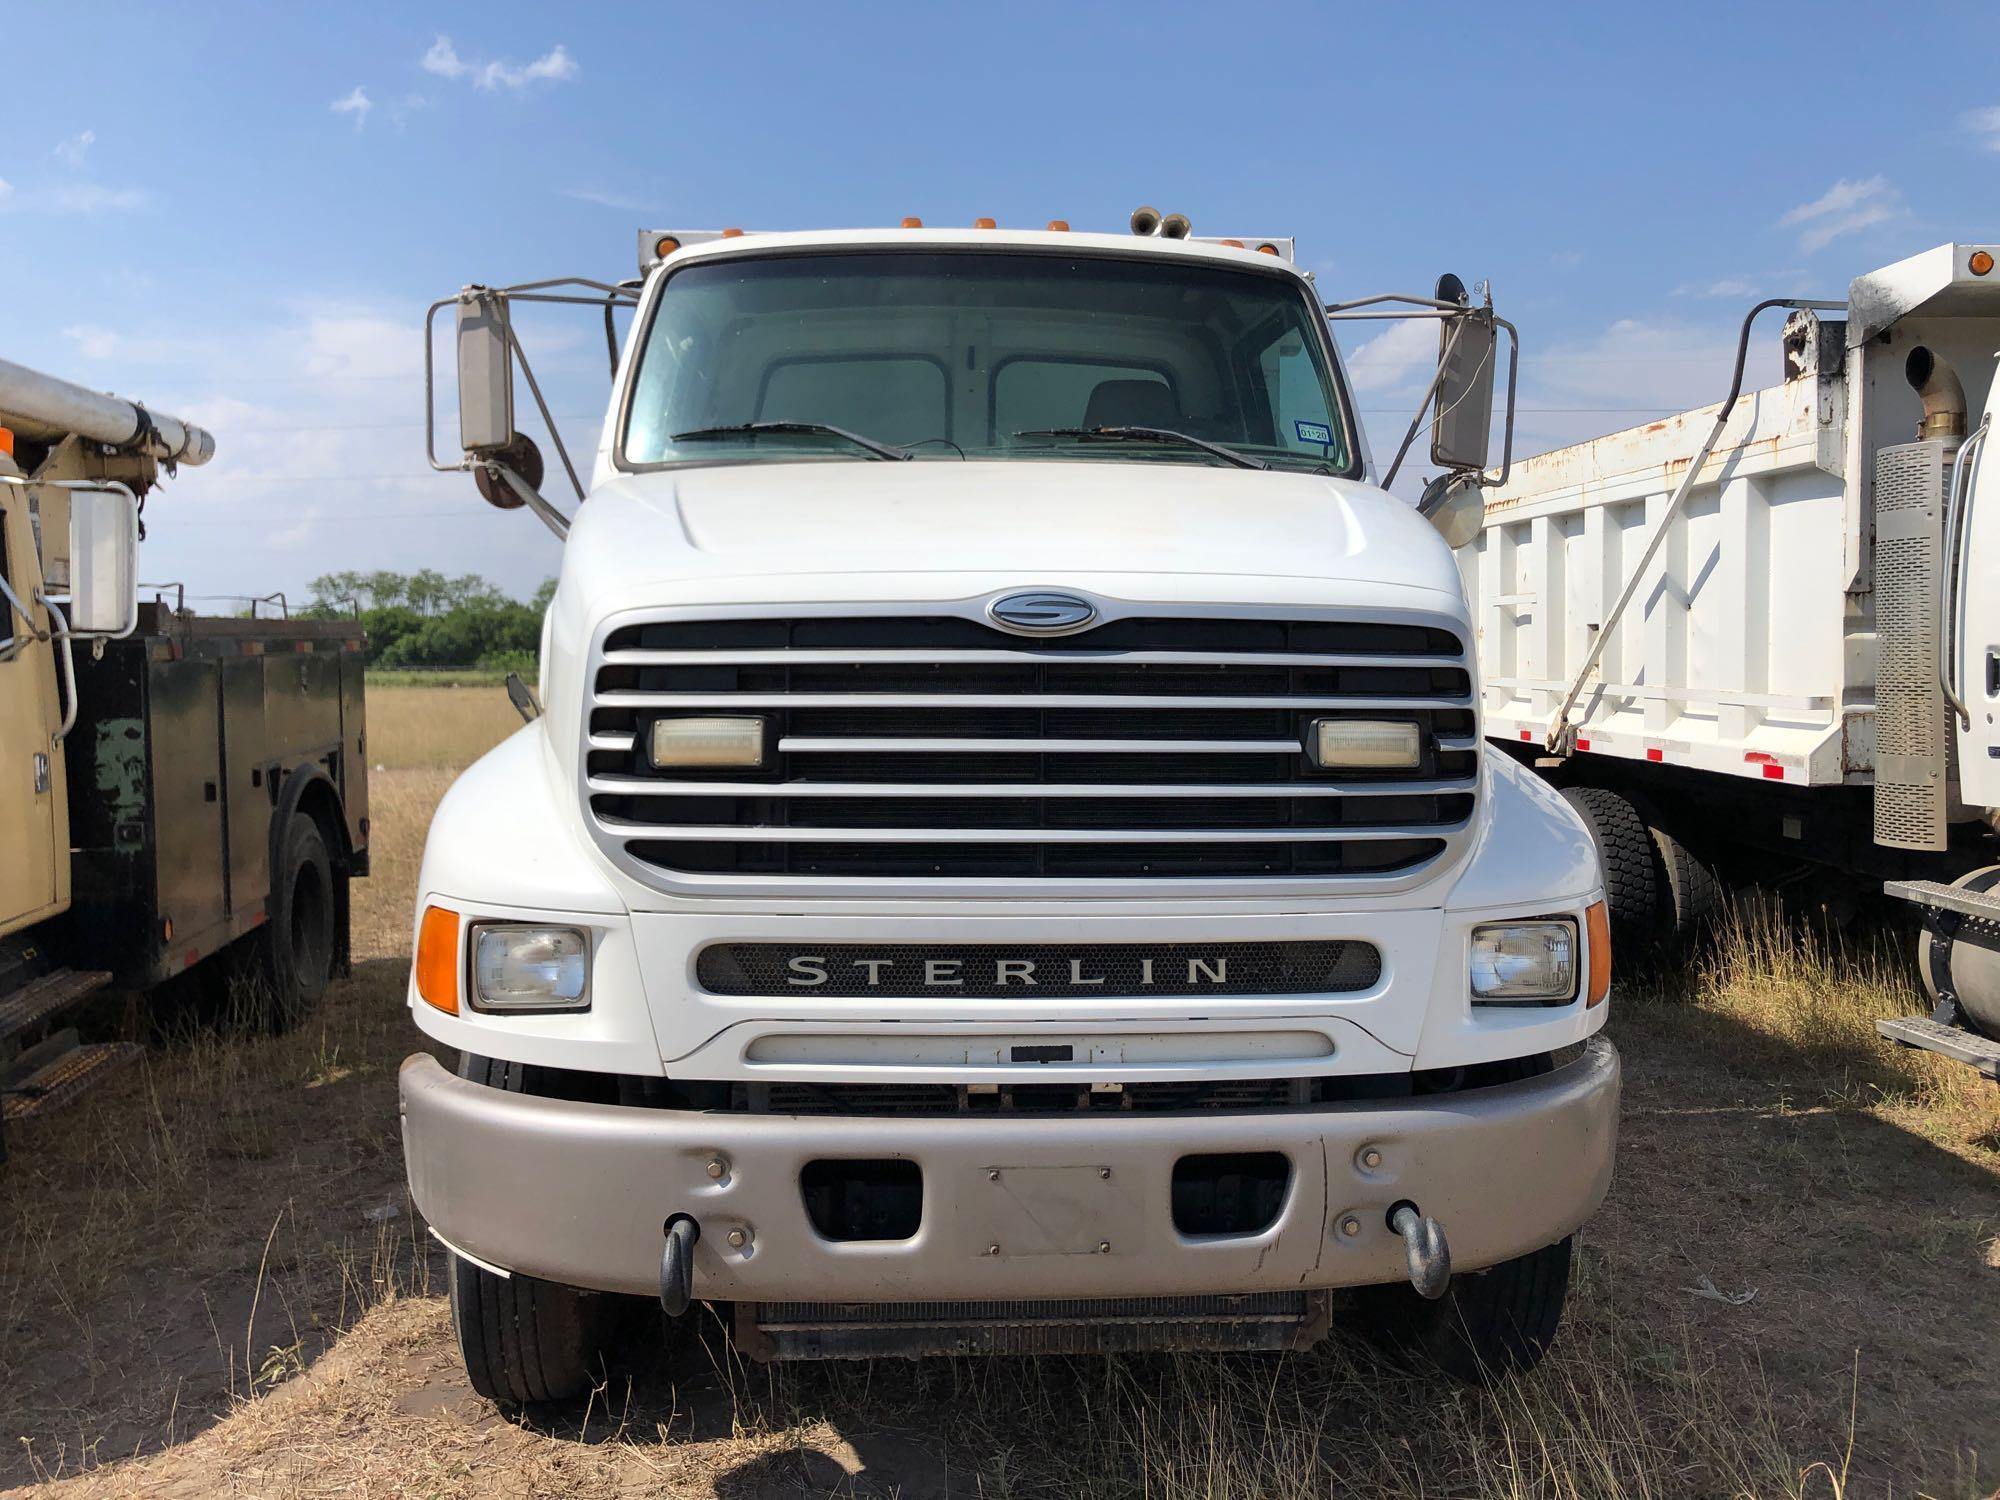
[448,1052,612,1405]
[1650,822,1721,948]
[1560,787,1661,965]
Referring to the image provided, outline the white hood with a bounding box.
[562,459,1464,607]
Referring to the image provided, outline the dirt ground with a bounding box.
[3,686,1997,1498]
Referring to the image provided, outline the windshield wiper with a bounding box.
[671,421,912,461]
[1013,425,1268,471]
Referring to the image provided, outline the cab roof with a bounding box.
[636,226,1303,280]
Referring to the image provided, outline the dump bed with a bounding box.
[1461,345,1859,787]
[1463,246,2000,797]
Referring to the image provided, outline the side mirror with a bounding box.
[456,292,516,453]
[67,486,139,637]
[1430,310,1498,473]
[1418,472,1487,550]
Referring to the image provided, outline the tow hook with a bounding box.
[1389,1203,1451,1300]
[660,1215,700,1316]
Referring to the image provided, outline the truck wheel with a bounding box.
[449,1052,614,1405]
[1353,1236,1573,1383]
[1560,787,1661,963]
[262,813,336,1030]
[1650,823,1721,947]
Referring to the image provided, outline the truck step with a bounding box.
[1876,1015,2000,1082]
[1884,879,2000,932]
[0,969,112,1045]
[736,1292,1327,1360]
[1,1042,145,1123]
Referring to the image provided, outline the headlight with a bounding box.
[649,715,767,768]
[1469,920,1578,1003]
[471,924,590,1011]
[1308,719,1421,770]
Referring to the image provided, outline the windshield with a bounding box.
[621,250,1354,473]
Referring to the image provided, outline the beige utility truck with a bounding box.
[1,356,368,1159]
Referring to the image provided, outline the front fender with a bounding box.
[408,723,664,1073]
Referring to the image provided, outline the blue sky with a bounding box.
[4,0,1997,607]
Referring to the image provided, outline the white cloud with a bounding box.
[0,178,12,203]
[389,93,428,131]
[18,181,147,214]
[1673,275,1757,299]
[1344,318,1439,395]
[424,35,576,90]
[560,185,655,211]
[331,85,373,129]
[1962,105,2000,153]
[53,130,95,168]
[1779,175,1902,254]
[1549,249,1583,271]
[422,35,468,79]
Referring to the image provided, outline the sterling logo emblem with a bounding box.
[988,590,1099,636]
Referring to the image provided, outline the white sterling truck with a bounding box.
[1465,243,2000,1083]
[399,214,1617,1404]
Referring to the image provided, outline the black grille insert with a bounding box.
[697,940,1382,998]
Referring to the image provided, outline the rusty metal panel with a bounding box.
[220,656,271,916]
[145,656,227,950]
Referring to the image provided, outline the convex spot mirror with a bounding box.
[67,486,139,637]
[1419,473,1487,550]
[1430,273,1497,474]
[473,432,545,511]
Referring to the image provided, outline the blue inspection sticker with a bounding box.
[1294,420,1333,446]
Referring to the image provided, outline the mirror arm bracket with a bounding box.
[483,460,571,540]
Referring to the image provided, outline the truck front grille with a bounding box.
[583,612,1477,890]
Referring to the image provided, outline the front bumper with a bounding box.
[400,1038,1619,1302]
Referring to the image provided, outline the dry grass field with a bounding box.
[3,682,1998,1498]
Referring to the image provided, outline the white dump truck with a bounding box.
[399,214,1617,1403]
[1465,242,2000,1081]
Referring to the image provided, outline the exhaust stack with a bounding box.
[1905,346,1967,449]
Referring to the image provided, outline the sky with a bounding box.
[4,0,1998,610]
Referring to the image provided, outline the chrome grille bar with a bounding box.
[597,816,1475,844]
[596,691,1473,711]
[588,775,1476,798]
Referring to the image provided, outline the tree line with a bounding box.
[304,570,555,671]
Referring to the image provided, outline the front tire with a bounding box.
[449,1251,608,1406]
[1352,1236,1574,1383]
[448,1052,613,1404]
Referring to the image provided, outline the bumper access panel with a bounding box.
[400,1039,1619,1305]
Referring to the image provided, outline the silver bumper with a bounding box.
[399,1040,1619,1302]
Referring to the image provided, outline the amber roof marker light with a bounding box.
[901,216,924,228]
[1971,250,1995,276]
[653,235,681,259]
[973,217,997,229]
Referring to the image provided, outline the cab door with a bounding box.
[1956,407,2000,811]
[0,486,63,936]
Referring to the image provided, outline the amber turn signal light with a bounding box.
[416,905,461,1015]
[1584,901,1612,1007]
[653,236,681,259]
[1971,250,1994,276]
